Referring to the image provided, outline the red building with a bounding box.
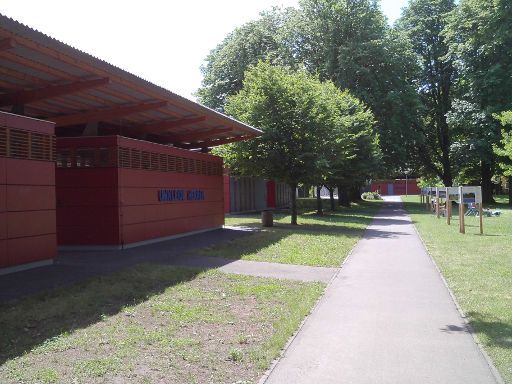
[57,136,224,248]
[0,15,260,269]
[370,179,420,196]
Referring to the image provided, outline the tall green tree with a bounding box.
[397,0,456,186]
[198,1,421,174]
[196,7,297,111]
[493,111,512,204]
[444,0,512,202]
[314,80,380,210]
[295,0,422,173]
[222,62,375,224]
[223,62,332,224]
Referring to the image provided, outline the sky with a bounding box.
[0,0,408,101]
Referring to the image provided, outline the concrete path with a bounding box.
[264,196,500,384]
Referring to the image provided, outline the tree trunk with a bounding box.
[304,185,310,198]
[481,161,495,204]
[290,182,298,225]
[328,187,335,211]
[337,186,350,207]
[509,176,512,206]
[350,185,362,202]
[316,185,323,215]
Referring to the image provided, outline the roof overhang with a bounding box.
[0,14,262,149]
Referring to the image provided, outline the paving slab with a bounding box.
[264,197,499,384]
[171,255,338,283]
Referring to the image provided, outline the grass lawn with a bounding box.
[199,200,382,267]
[0,265,324,384]
[402,195,512,383]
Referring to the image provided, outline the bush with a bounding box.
[361,191,382,200]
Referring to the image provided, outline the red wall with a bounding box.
[56,136,224,248]
[0,112,56,269]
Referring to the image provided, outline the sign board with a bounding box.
[446,187,459,201]
[158,189,205,202]
[458,186,482,205]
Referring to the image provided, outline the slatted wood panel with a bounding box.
[0,126,55,161]
[57,145,223,177]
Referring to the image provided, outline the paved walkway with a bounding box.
[264,196,500,384]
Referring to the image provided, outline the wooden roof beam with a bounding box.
[152,127,233,144]
[0,77,110,107]
[179,135,257,149]
[48,100,167,127]
[129,116,207,135]
[0,38,16,51]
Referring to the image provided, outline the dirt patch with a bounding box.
[0,265,324,384]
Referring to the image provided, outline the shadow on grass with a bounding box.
[0,264,204,366]
[441,312,512,350]
[467,311,512,350]
[203,203,404,261]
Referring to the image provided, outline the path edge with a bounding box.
[400,198,505,384]
[257,204,383,384]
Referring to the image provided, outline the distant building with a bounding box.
[370,179,420,196]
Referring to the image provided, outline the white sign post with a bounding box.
[458,186,483,234]
[445,187,459,225]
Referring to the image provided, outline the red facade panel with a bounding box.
[0,112,54,135]
[0,212,6,240]
[6,185,55,211]
[7,234,56,265]
[6,211,56,238]
[5,159,55,186]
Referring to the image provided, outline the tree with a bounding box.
[223,62,332,224]
[198,1,421,174]
[222,61,375,224]
[493,111,512,205]
[295,0,422,174]
[314,80,380,211]
[397,0,456,186]
[444,0,512,202]
[196,7,297,111]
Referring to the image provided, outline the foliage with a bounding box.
[197,1,421,174]
[224,62,331,183]
[416,175,444,188]
[296,0,422,173]
[201,0,512,203]
[442,0,512,201]
[196,7,297,111]
[494,111,512,177]
[223,61,375,224]
[361,191,382,200]
[397,0,456,186]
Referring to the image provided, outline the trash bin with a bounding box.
[261,210,273,227]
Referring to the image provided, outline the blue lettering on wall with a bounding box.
[158,189,205,202]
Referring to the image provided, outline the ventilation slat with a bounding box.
[55,144,222,175]
[0,127,55,162]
